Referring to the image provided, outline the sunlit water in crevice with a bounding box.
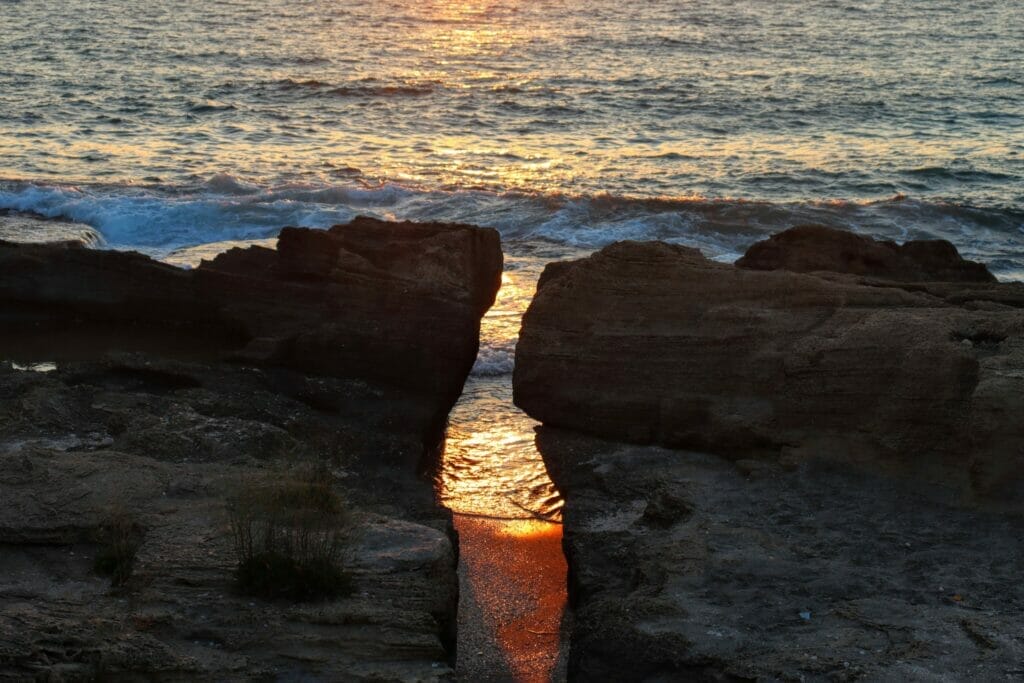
[438,255,561,523]
[436,253,570,682]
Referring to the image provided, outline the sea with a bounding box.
[2,0,1023,522]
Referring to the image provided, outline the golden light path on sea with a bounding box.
[438,262,569,682]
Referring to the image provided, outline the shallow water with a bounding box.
[437,258,568,681]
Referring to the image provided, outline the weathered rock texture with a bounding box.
[515,235,1024,503]
[538,427,1024,682]
[0,216,502,443]
[515,228,1024,680]
[0,357,458,680]
[0,218,503,680]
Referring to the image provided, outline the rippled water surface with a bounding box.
[2,0,1023,204]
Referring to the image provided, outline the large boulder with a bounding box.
[0,216,503,442]
[516,229,1024,680]
[514,237,1024,501]
[0,217,503,680]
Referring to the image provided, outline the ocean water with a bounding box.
[3,0,1023,521]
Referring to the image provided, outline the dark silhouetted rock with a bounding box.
[0,216,503,443]
[0,217,503,680]
[736,224,996,282]
[515,231,1024,680]
[515,238,1024,501]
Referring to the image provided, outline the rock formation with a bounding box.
[736,223,996,283]
[538,427,1024,681]
[0,218,503,680]
[0,216,502,443]
[515,234,1024,502]
[515,228,1024,680]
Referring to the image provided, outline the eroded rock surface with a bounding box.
[515,238,1024,503]
[538,427,1024,682]
[0,219,503,680]
[0,357,460,680]
[515,230,1024,680]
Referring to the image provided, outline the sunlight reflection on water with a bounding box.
[437,258,562,524]
[437,255,569,682]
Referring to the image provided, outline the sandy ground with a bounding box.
[453,515,570,682]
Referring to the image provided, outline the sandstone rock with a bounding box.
[537,427,1024,682]
[0,449,457,681]
[0,216,503,442]
[514,238,1024,502]
[0,358,459,681]
[516,231,1024,680]
[736,224,996,282]
[0,217,501,680]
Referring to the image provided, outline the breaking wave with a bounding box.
[1,177,1022,277]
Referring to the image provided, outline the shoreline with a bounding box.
[3,215,1024,680]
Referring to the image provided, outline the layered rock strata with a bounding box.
[515,231,1024,502]
[515,227,1024,680]
[0,218,503,680]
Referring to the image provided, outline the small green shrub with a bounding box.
[227,468,352,601]
[94,508,143,587]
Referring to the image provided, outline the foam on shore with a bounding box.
[2,179,1022,278]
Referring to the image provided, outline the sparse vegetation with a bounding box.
[227,467,353,601]
[93,508,143,587]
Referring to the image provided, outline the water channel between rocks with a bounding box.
[436,250,571,683]
[133,233,573,680]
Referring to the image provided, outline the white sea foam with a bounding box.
[471,345,516,377]
[0,182,361,254]
[1,180,1022,278]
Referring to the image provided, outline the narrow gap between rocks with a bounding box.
[436,258,572,683]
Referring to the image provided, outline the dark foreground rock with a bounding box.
[1,216,502,445]
[515,229,1024,680]
[538,427,1024,682]
[0,219,503,681]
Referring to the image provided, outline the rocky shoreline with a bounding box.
[0,218,502,680]
[4,217,1023,681]
[515,226,1024,680]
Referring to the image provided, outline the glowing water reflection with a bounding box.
[438,258,568,682]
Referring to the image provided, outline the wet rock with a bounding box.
[514,238,1024,502]
[736,224,996,283]
[0,209,103,247]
